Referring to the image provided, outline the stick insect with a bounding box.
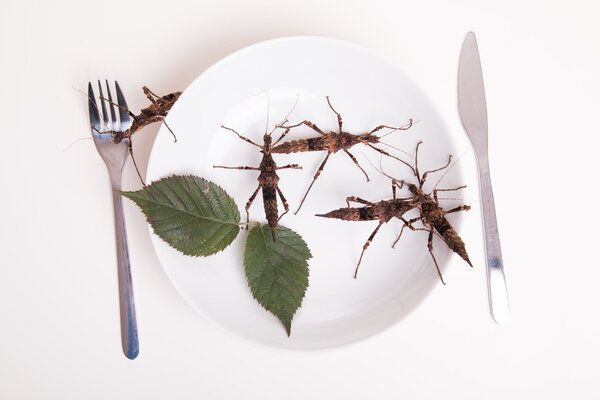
[213,97,301,242]
[317,141,472,284]
[91,84,181,185]
[272,96,414,213]
[315,179,417,279]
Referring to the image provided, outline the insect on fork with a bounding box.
[91,85,182,185]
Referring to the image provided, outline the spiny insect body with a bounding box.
[91,84,181,185]
[317,141,472,284]
[316,179,417,278]
[213,102,301,242]
[272,96,414,213]
[109,86,181,144]
[399,179,472,275]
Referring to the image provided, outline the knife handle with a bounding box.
[477,162,510,324]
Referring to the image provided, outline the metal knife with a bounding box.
[458,32,510,324]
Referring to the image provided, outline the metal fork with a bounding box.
[88,80,139,359]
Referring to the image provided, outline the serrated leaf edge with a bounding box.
[120,175,241,257]
[244,225,311,336]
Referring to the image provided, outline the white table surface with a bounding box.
[1,0,599,398]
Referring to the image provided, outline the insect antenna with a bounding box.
[63,137,93,151]
[269,93,300,136]
[75,85,134,136]
[364,142,416,176]
[363,153,409,188]
[250,89,272,137]
[375,140,414,158]
[99,95,134,120]
[75,85,107,132]
[264,91,270,135]
[431,148,469,193]
[437,196,467,201]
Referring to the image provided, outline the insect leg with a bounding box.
[97,95,136,119]
[414,141,423,181]
[276,164,302,170]
[354,220,385,279]
[432,185,467,203]
[392,223,407,248]
[159,118,177,142]
[295,151,332,214]
[402,216,424,229]
[392,179,404,199]
[142,86,160,104]
[245,185,261,229]
[368,125,399,135]
[276,186,290,222]
[213,165,261,170]
[421,155,453,186]
[366,143,416,174]
[221,125,263,148]
[392,216,425,248]
[345,196,375,207]
[325,96,343,132]
[344,149,370,181]
[128,140,146,187]
[272,127,292,146]
[443,205,471,214]
[367,119,414,135]
[281,120,327,136]
[427,228,447,285]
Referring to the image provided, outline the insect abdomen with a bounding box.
[272,137,327,153]
[432,217,472,267]
[315,207,378,221]
[262,185,279,241]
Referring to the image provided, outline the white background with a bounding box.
[1,0,599,398]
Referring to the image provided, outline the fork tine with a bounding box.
[88,82,101,130]
[98,80,109,130]
[105,80,118,129]
[115,81,132,130]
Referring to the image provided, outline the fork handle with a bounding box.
[110,175,139,359]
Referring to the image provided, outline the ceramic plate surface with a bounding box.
[147,36,466,350]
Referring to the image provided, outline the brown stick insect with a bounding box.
[108,86,181,143]
[90,83,181,185]
[272,96,414,213]
[213,97,301,242]
[317,141,472,284]
[316,179,417,279]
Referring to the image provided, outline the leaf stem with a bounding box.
[238,221,261,228]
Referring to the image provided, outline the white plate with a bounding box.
[147,36,466,350]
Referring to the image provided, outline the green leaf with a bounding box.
[120,175,241,256]
[244,225,312,336]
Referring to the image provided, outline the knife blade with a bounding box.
[458,32,510,324]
